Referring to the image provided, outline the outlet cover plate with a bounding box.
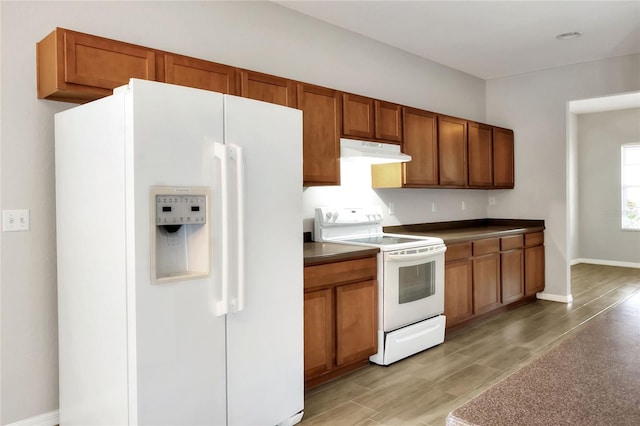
[2,209,30,232]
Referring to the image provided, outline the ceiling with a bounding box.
[275,0,640,80]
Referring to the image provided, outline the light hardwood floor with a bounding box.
[301,264,640,426]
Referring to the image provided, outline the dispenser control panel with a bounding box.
[155,194,207,225]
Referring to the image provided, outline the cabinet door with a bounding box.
[473,253,501,315]
[297,83,341,186]
[438,115,468,187]
[64,30,156,90]
[304,289,334,379]
[163,54,237,94]
[501,249,524,304]
[240,70,296,107]
[335,280,377,366]
[403,107,439,186]
[444,259,474,327]
[525,245,545,296]
[375,101,402,142]
[342,93,374,139]
[468,122,493,187]
[37,28,156,102]
[493,127,514,188]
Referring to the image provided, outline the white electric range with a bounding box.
[314,206,447,365]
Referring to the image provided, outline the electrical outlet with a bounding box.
[488,197,496,206]
[431,202,437,213]
[2,209,30,232]
[388,202,395,216]
[461,200,467,210]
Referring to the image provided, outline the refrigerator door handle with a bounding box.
[229,144,245,313]
[213,142,229,317]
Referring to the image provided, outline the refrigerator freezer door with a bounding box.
[223,95,304,425]
[56,91,131,426]
[127,79,227,425]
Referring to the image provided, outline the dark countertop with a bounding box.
[384,218,545,244]
[304,242,379,266]
[304,219,543,265]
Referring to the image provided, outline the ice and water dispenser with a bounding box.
[150,187,210,284]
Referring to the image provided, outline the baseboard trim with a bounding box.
[6,410,59,426]
[572,258,640,269]
[536,292,574,304]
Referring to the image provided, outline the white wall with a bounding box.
[302,162,491,234]
[576,108,640,265]
[0,1,486,423]
[486,54,640,301]
[568,112,580,261]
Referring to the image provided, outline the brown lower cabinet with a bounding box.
[525,232,545,295]
[501,234,525,304]
[471,238,501,315]
[444,231,544,328]
[444,258,474,326]
[473,252,501,315]
[304,255,377,388]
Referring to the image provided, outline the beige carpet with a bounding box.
[447,291,640,426]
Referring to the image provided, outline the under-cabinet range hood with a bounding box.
[340,138,411,164]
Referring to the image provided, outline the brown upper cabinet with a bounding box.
[438,115,468,187]
[36,28,515,190]
[342,93,375,139]
[297,83,342,186]
[161,54,238,94]
[342,94,402,143]
[402,107,439,186]
[374,101,403,142]
[371,107,438,188]
[37,27,156,103]
[467,121,493,188]
[493,127,515,188]
[372,112,514,190]
[239,70,296,107]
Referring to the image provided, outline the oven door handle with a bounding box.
[386,246,446,261]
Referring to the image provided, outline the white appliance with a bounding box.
[314,206,446,365]
[55,79,304,426]
[340,138,412,164]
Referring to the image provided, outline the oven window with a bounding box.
[398,262,436,304]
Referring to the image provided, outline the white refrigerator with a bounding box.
[55,79,304,425]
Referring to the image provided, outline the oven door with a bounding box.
[382,245,446,332]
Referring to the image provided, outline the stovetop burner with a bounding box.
[314,206,444,252]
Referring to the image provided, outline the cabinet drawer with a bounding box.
[501,235,523,251]
[304,256,377,290]
[445,242,472,262]
[525,232,544,247]
[473,238,499,256]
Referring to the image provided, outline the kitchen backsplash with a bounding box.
[302,162,495,236]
